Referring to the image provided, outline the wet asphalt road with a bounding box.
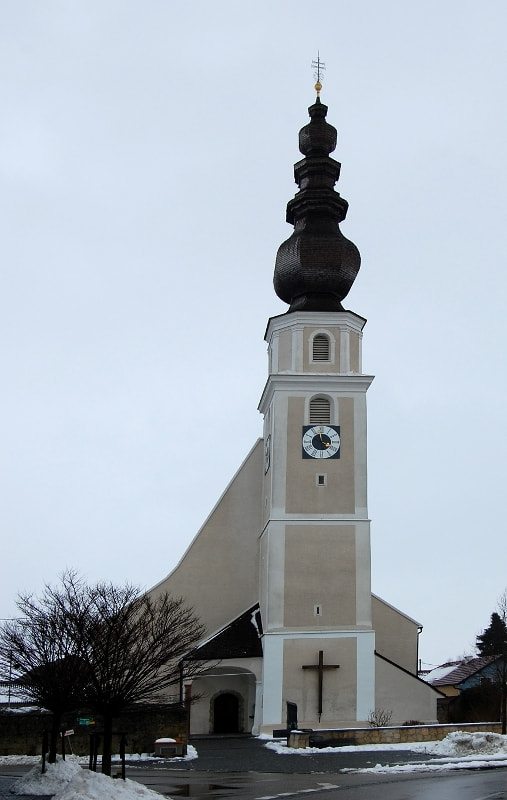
[125,739,507,800]
[128,768,507,800]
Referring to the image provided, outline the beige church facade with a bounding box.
[150,90,439,735]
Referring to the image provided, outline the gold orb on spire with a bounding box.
[311,52,325,99]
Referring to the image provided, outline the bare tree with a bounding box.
[56,574,206,776]
[0,587,88,763]
[0,572,207,775]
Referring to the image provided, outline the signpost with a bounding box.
[77,716,95,726]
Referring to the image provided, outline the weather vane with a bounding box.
[311,52,325,97]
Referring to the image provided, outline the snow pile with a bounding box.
[11,756,167,798]
[416,730,507,757]
[12,758,81,795]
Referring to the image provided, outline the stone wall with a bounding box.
[0,704,187,757]
[291,721,502,748]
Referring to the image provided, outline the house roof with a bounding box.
[424,656,500,687]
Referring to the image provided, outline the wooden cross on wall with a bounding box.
[302,650,340,721]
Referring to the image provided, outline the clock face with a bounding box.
[302,425,341,459]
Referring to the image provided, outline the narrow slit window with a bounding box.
[312,334,330,361]
[309,397,331,424]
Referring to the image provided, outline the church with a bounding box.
[150,83,440,735]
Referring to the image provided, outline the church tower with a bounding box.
[151,80,439,737]
[258,85,375,729]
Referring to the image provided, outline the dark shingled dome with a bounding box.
[273,97,360,312]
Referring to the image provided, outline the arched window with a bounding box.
[309,397,331,424]
[312,334,330,361]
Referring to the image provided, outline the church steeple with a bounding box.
[273,88,361,313]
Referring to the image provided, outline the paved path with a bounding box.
[180,734,435,773]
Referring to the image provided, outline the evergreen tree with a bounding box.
[476,593,507,734]
[476,612,507,656]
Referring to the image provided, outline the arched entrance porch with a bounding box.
[187,664,261,735]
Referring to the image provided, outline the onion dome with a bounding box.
[273,96,360,312]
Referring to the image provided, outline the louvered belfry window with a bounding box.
[309,397,331,424]
[312,334,330,361]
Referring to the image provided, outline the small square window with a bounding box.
[316,474,327,487]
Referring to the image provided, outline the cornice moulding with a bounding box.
[258,373,374,413]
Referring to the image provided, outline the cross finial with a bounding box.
[311,52,326,97]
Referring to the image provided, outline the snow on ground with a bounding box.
[0,746,197,768]
[265,731,507,773]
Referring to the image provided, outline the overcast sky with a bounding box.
[1,1,506,668]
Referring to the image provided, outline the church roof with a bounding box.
[273,90,360,313]
[187,605,263,661]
